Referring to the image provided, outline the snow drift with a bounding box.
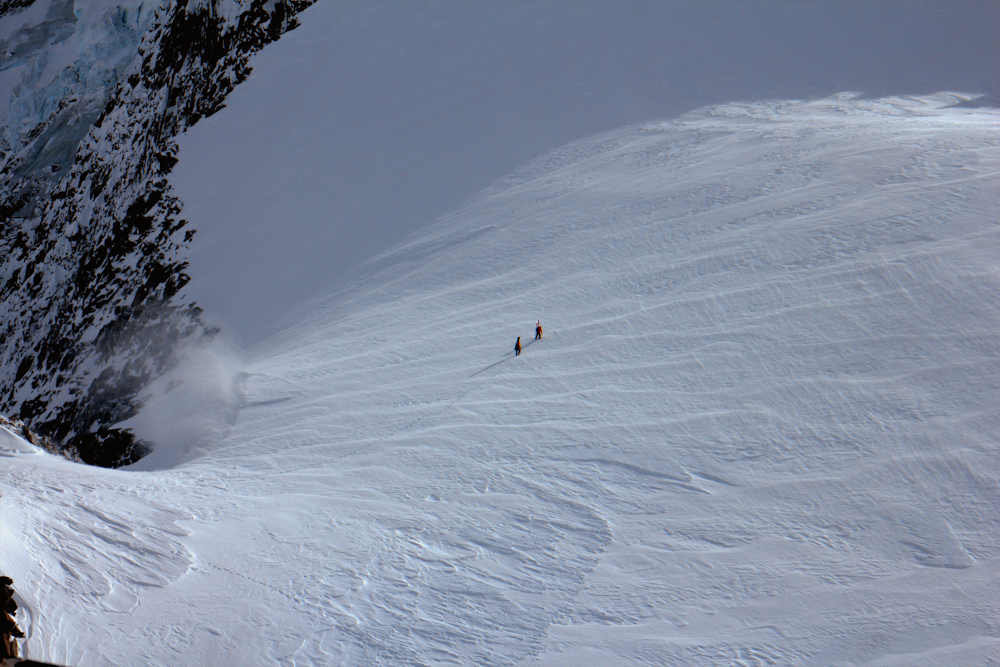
[2,0,998,466]
[0,0,998,665]
[3,91,998,666]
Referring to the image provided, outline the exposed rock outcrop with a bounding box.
[0,576,22,659]
[0,1,315,467]
[0,414,78,460]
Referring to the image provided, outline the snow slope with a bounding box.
[2,90,998,665]
[1,0,996,464]
[2,0,999,664]
[169,0,1000,347]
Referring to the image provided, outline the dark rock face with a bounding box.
[0,575,21,659]
[0,1,34,17]
[0,1,315,466]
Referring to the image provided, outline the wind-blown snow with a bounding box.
[169,0,1000,347]
[2,89,998,665]
[2,0,1000,664]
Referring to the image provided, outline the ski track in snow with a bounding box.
[2,95,1000,666]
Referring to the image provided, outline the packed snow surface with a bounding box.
[168,0,999,346]
[3,91,998,666]
[2,1,1000,666]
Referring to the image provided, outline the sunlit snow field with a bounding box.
[3,92,997,667]
[2,1,1000,666]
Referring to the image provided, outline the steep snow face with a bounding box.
[1,0,995,662]
[2,0,997,467]
[2,94,997,667]
[0,0,314,466]
[172,0,1000,347]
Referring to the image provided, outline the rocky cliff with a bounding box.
[0,0,314,466]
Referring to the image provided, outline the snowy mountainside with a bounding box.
[0,0,314,466]
[2,0,997,468]
[169,0,1000,350]
[2,93,996,666]
[0,2,997,659]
